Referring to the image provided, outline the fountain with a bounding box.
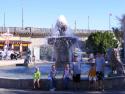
[48,15,78,68]
[0,16,124,90]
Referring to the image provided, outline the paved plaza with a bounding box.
[0,59,49,66]
[0,88,125,94]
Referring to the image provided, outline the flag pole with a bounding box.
[88,16,90,32]
[4,12,6,32]
[75,20,76,32]
[109,13,112,30]
[22,8,24,30]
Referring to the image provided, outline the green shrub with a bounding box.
[86,31,118,54]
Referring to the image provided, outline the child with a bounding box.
[95,53,105,91]
[88,53,95,64]
[49,64,57,91]
[33,67,41,89]
[88,63,96,90]
[63,64,72,90]
[72,55,81,90]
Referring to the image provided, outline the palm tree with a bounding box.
[112,27,123,45]
[121,15,125,62]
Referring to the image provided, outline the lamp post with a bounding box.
[88,16,90,32]
[109,13,112,30]
[74,20,77,33]
[3,12,5,32]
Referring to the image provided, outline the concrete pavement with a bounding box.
[0,89,125,94]
[0,59,51,66]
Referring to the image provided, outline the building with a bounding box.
[0,27,106,61]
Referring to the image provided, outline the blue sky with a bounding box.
[0,0,125,30]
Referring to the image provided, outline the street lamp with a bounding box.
[109,13,112,30]
[88,16,90,32]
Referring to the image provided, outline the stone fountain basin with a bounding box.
[48,36,77,45]
[0,75,125,90]
[0,63,111,79]
[0,62,124,90]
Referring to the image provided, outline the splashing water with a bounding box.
[48,15,82,68]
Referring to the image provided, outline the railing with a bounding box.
[0,27,111,33]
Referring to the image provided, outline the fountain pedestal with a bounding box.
[48,37,77,68]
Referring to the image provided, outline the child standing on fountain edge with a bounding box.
[63,64,72,90]
[48,64,57,91]
[88,63,97,90]
[71,55,81,90]
[33,67,41,89]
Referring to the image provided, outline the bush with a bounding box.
[86,31,118,54]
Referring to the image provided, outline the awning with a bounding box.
[0,40,31,44]
[14,44,20,46]
[22,44,28,46]
[0,44,4,46]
